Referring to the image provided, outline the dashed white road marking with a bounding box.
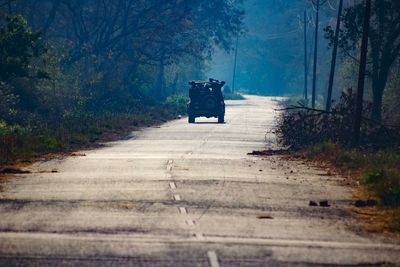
[178,207,187,214]
[166,159,173,171]
[207,251,220,267]
[166,158,200,240]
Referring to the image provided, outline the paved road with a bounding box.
[0,96,399,266]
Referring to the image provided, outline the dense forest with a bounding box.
[210,0,333,96]
[0,0,244,162]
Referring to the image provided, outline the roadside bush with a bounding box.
[0,121,32,164]
[275,90,400,150]
[362,169,400,207]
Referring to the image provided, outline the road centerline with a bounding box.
[207,251,220,267]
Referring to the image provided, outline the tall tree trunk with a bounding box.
[311,0,320,109]
[326,0,343,111]
[304,9,308,102]
[352,0,371,147]
[232,35,239,93]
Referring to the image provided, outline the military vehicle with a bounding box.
[188,78,225,123]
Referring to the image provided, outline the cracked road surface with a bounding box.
[0,96,399,266]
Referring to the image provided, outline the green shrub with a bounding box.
[164,95,189,115]
[34,135,65,153]
[362,171,383,184]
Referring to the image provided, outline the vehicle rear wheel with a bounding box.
[218,115,224,124]
[188,116,195,123]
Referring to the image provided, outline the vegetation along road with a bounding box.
[0,96,399,266]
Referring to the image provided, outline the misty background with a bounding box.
[209,0,336,98]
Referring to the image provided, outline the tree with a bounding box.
[5,0,244,101]
[311,0,321,109]
[325,0,343,111]
[0,15,47,120]
[325,0,400,121]
[0,15,45,81]
[352,0,371,147]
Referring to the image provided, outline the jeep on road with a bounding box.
[188,78,225,123]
